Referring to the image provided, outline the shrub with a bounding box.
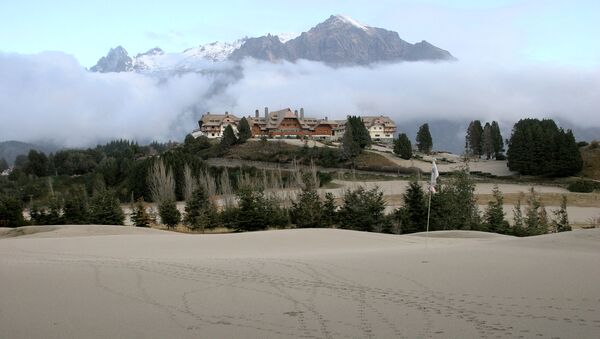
[0,194,24,227]
[567,180,598,193]
[89,189,125,225]
[130,198,153,227]
[338,186,387,232]
[159,200,180,229]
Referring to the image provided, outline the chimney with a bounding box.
[325,116,328,121]
[264,107,268,118]
[294,110,298,117]
[300,107,304,119]
[206,111,210,115]
[255,109,259,118]
[225,111,229,115]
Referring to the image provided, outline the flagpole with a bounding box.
[426,189,432,233]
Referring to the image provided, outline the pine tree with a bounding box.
[481,123,494,159]
[490,121,504,159]
[465,120,483,157]
[338,187,387,232]
[342,123,361,161]
[397,180,427,233]
[233,187,269,232]
[524,187,548,235]
[484,185,507,233]
[131,198,153,227]
[220,125,237,150]
[184,187,217,232]
[552,195,571,232]
[0,194,24,227]
[89,189,125,225]
[24,150,49,177]
[63,186,89,224]
[347,116,371,149]
[46,194,63,225]
[159,200,180,229]
[394,133,412,160]
[416,123,433,154]
[237,117,252,144]
[291,177,323,228]
[507,119,582,176]
[321,192,337,227]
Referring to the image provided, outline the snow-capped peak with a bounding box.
[277,32,300,43]
[333,14,370,31]
[182,38,247,62]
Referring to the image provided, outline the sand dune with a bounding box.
[1,226,599,338]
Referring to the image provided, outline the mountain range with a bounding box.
[90,15,455,73]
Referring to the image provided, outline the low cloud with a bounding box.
[1,51,599,148]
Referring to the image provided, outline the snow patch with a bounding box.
[277,32,300,43]
[334,14,370,31]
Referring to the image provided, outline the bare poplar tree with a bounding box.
[148,159,176,204]
[183,164,196,202]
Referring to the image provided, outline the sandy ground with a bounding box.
[1,226,600,338]
[371,150,516,177]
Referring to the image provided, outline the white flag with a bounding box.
[429,160,439,193]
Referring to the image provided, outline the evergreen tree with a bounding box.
[0,194,24,227]
[552,195,571,232]
[512,194,526,236]
[291,178,323,228]
[481,123,494,159]
[89,189,125,225]
[394,133,412,160]
[338,187,387,232]
[159,200,180,229]
[24,150,49,177]
[416,123,433,154]
[465,120,483,157]
[321,192,337,227]
[342,123,361,161]
[396,180,427,233]
[45,194,64,225]
[347,116,371,149]
[63,186,89,224]
[490,121,504,158]
[130,198,153,227]
[484,185,508,233]
[429,169,480,231]
[237,117,252,143]
[524,187,548,235]
[184,187,217,232]
[220,125,237,150]
[507,119,582,176]
[232,187,269,232]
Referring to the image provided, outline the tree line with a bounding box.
[392,118,584,178]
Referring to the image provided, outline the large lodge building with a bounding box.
[191,107,396,142]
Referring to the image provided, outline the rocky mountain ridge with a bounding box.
[90,15,454,73]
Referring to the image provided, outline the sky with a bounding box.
[1,0,599,67]
[1,0,599,149]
